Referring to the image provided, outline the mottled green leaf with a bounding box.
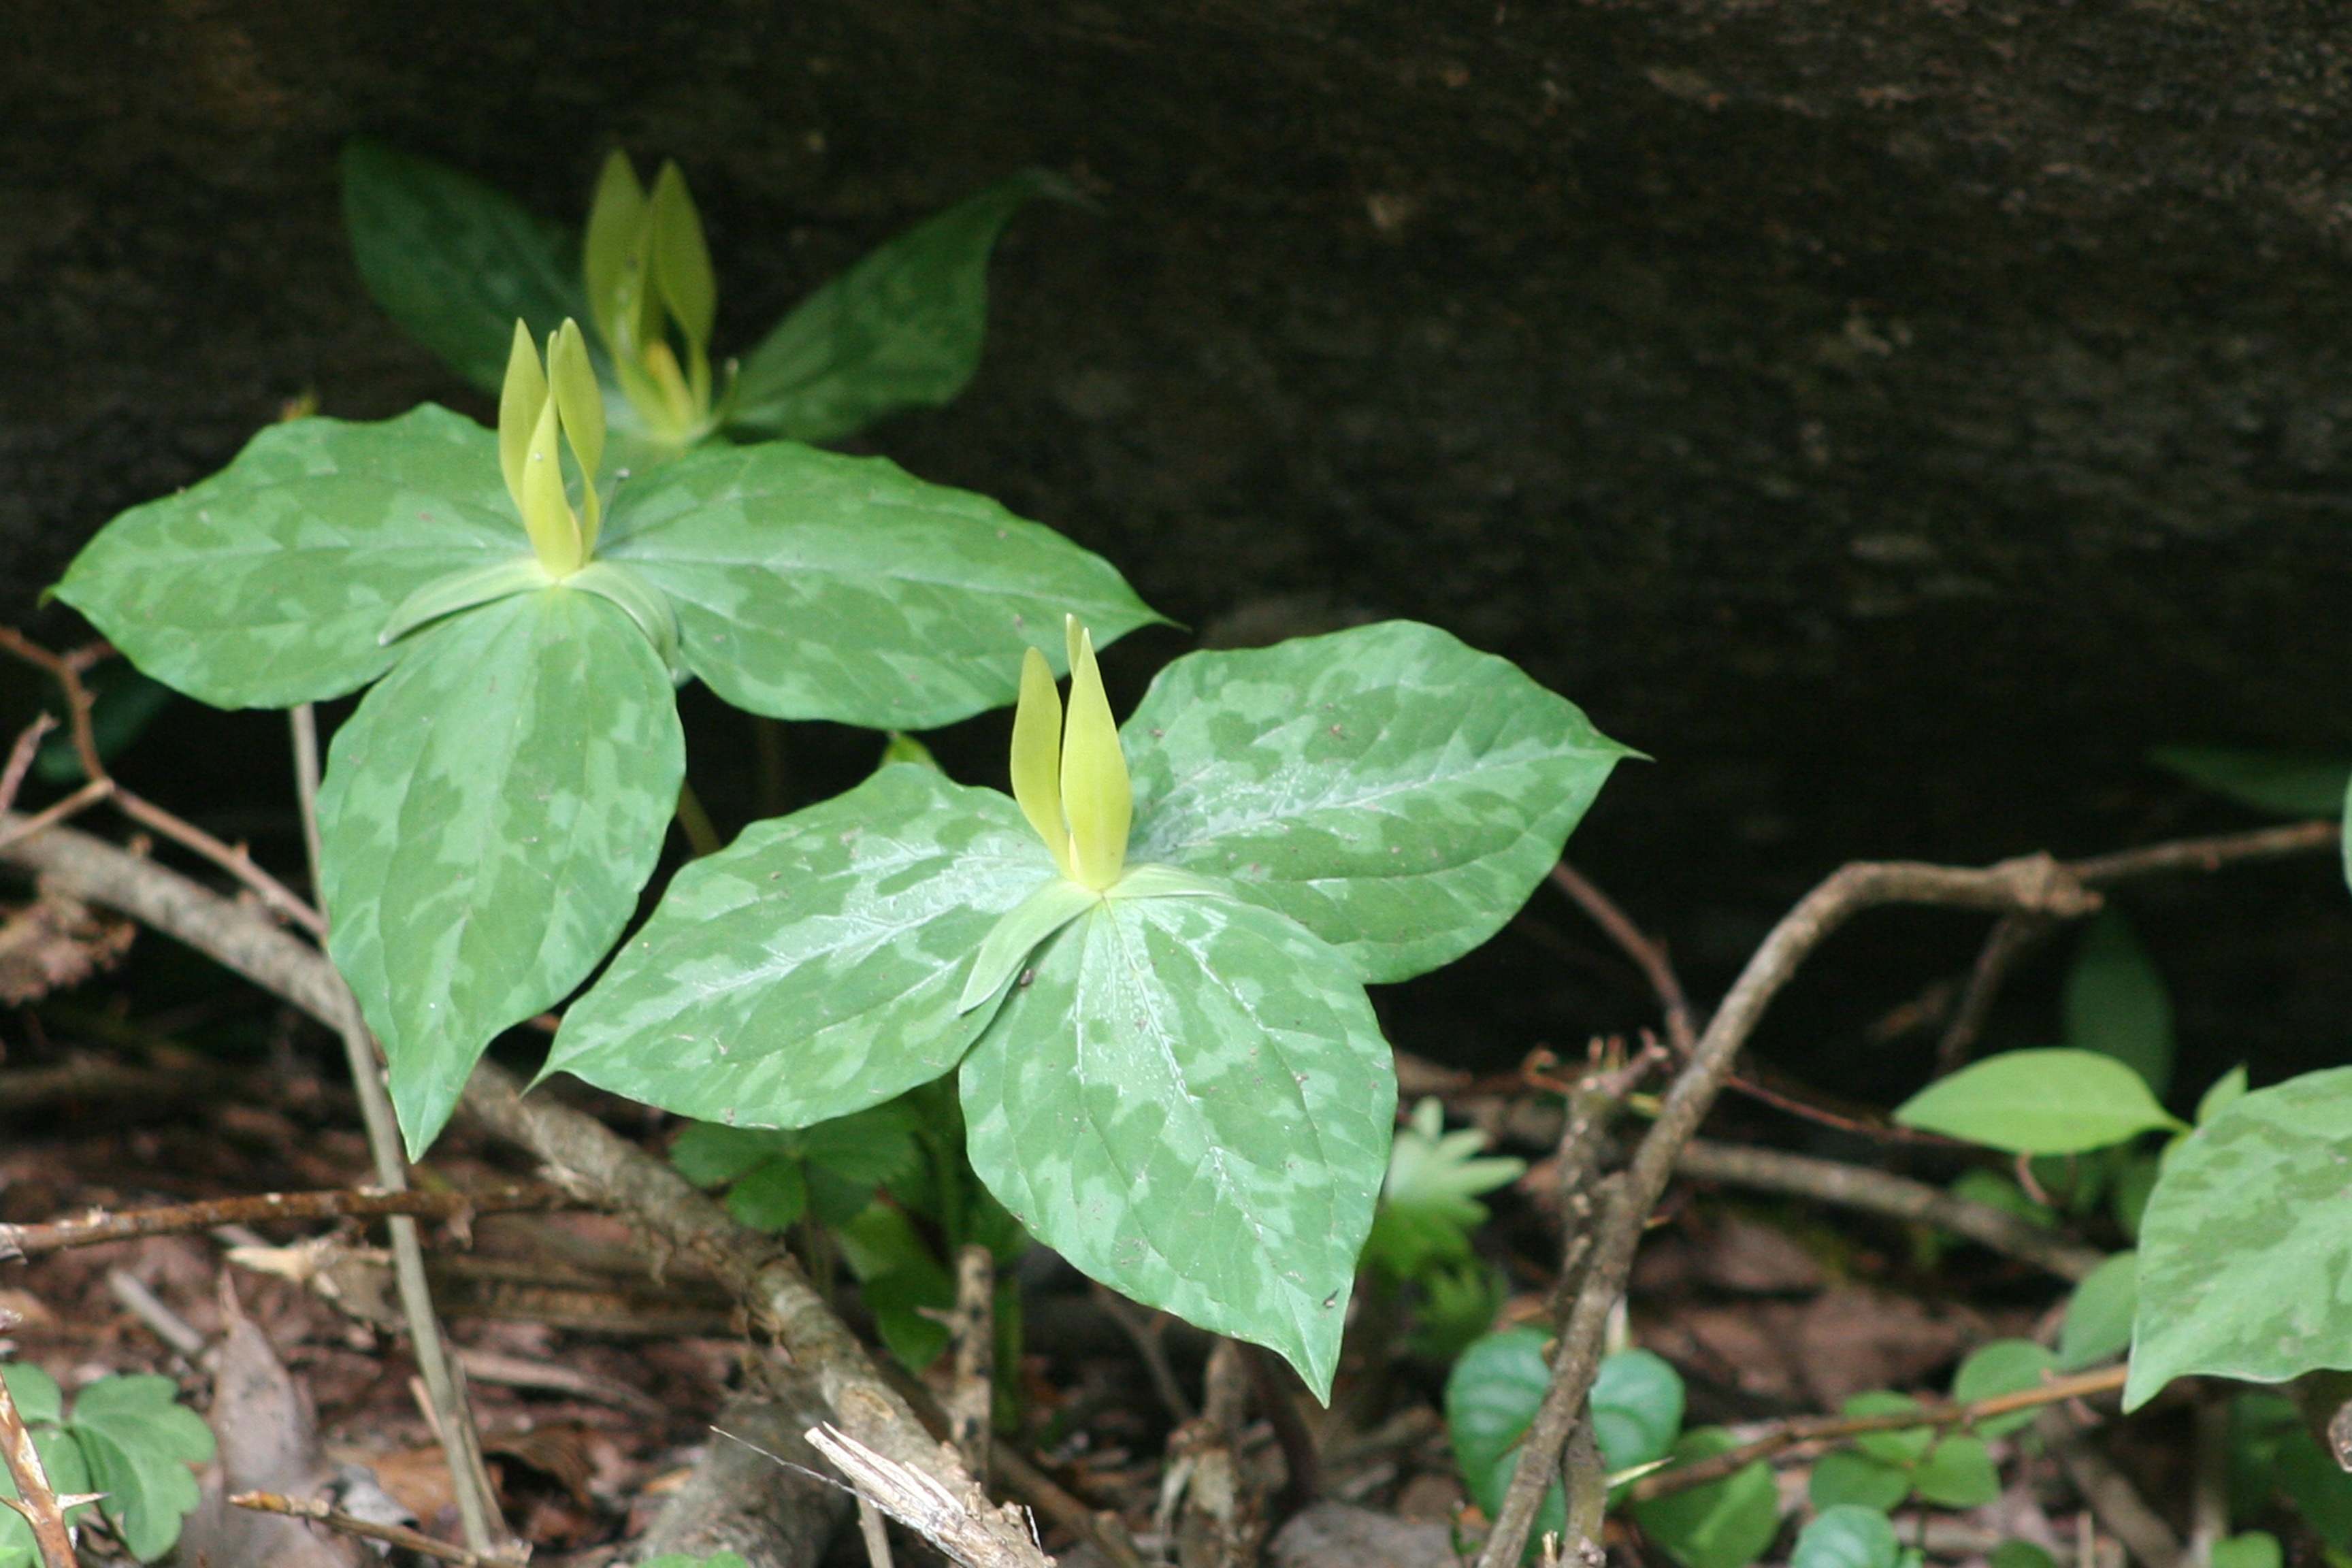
[599,440,1158,730]
[1633,1428,1782,1568]
[730,171,1068,443]
[1791,1506,1901,1568]
[2127,1066,2352,1408]
[1593,1348,1685,1472]
[56,407,525,710]
[1444,1327,1566,1548]
[320,589,683,1155]
[69,1374,212,1561]
[1950,1340,2056,1438]
[1126,621,1633,984]
[1909,1435,1999,1509]
[2058,1253,2138,1371]
[1895,1049,2184,1155]
[2063,912,2174,1097]
[2149,746,2352,820]
[960,894,1394,1396]
[1810,1450,1913,1514]
[547,766,1049,1129]
[341,138,592,394]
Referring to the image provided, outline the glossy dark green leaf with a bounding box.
[1910,1435,1999,1509]
[730,171,1069,443]
[2148,746,2352,820]
[1990,1542,2059,1568]
[55,407,525,710]
[1810,1450,1913,1514]
[599,440,1159,730]
[960,894,1394,1396]
[1592,1348,1685,1472]
[1895,1049,2184,1155]
[2063,912,2174,1097]
[1126,621,1633,984]
[546,766,1049,1130]
[1950,1340,2057,1438]
[320,589,683,1155]
[1632,1428,1782,1568]
[2127,1066,2352,1408]
[1444,1327,1566,1549]
[1791,1505,1901,1568]
[341,138,593,393]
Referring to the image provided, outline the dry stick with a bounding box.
[948,1245,996,1482]
[0,715,55,815]
[806,1424,1051,1568]
[0,1183,560,1260]
[231,1492,500,1568]
[1475,853,2104,1568]
[1550,863,1697,1056]
[1934,911,2052,1075]
[0,1312,78,1568]
[289,704,507,1557]
[1672,1138,2107,1282]
[0,781,113,856]
[1090,1283,1196,1423]
[1629,1364,2129,1502]
[2040,1405,2184,1568]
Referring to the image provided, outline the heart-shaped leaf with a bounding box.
[1895,1049,2185,1155]
[730,170,1071,443]
[600,440,1160,730]
[958,893,1394,1396]
[1124,620,1635,983]
[2127,1066,2352,1408]
[321,588,683,1154]
[54,407,524,710]
[546,766,1050,1130]
[1445,1326,1567,1550]
[1631,1427,1782,1568]
[1950,1339,2057,1438]
[1791,1506,1901,1568]
[1810,1449,1913,1513]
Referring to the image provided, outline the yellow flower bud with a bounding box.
[1009,617,1132,893]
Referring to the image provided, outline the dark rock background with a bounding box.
[8,1,2351,1106]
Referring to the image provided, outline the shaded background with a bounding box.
[7,0,2350,1107]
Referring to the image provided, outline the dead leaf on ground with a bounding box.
[1642,1283,1991,1405]
[0,885,133,1005]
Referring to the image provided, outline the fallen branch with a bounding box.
[229,1491,502,1567]
[1629,1364,2128,1501]
[806,1424,1053,1568]
[1673,1139,2107,1281]
[0,1183,561,1260]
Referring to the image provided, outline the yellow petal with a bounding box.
[649,161,717,350]
[583,150,645,350]
[521,391,583,577]
[547,320,604,553]
[1060,620,1130,891]
[497,319,546,517]
[1011,647,1072,879]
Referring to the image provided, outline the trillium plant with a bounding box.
[542,617,1630,1389]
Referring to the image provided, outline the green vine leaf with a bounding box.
[1125,620,1635,983]
[54,407,523,710]
[1631,1428,1782,1568]
[958,893,1394,1396]
[322,589,683,1154]
[1893,1048,2185,1155]
[731,169,1075,443]
[544,766,1053,1130]
[600,441,1160,728]
[2127,1066,2352,1409]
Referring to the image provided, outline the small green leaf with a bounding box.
[730,171,1071,443]
[2211,1533,2284,1568]
[838,1204,957,1371]
[2149,746,2352,819]
[2,1365,63,1427]
[1895,1049,2185,1154]
[56,407,525,710]
[1991,1542,2059,1568]
[2057,1253,2138,1371]
[725,1158,808,1232]
[546,766,1051,1130]
[1909,1435,1999,1509]
[1844,1392,1934,1466]
[598,440,1160,730]
[564,559,683,675]
[1362,1098,1526,1281]
[670,1123,790,1186]
[1810,1450,1914,1513]
[2063,912,2174,1097]
[1948,1169,2058,1230]
[1126,620,1634,984]
[2126,1066,2352,1409]
[321,589,684,1154]
[1444,1328,1565,1548]
[1791,1505,1901,1568]
[960,894,1394,1397]
[1592,1348,1685,1472]
[961,877,1098,1013]
[2197,1066,2249,1126]
[68,1374,212,1561]
[380,554,554,647]
[1950,1340,2057,1438]
[341,139,592,394]
[1631,1428,1782,1568]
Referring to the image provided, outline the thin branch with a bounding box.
[1719,1066,1972,1146]
[948,1245,995,1482]
[1934,912,2053,1075]
[0,782,113,855]
[1090,1284,1196,1424]
[1550,862,1697,1056]
[1475,853,2102,1568]
[230,1492,500,1567]
[0,1313,78,1568]
[1673,1138,2106,1281]
[0,1183,559,1260]
[1629,1365,2128,1501]
[1243,1341,1322,1514]
[2068,819,2336,885]
[109,790,327,936]
[0,717,56,816]
[2040,1405,2184,1568]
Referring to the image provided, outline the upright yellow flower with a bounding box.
[1011,617,1132,892]
[499,318,604,577]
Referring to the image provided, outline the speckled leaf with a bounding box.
[319,589,683,1156]
[341,138,592,394]
[55,407,525,710]
[1124,621,1634,984]
[598,439,1158,729]
[958,893,1394,1396]
[545,765,1052,1128]
[2126,1066,2352,1409]
[729,171,1069,444]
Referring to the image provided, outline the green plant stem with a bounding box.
[676,778,725,858]
[290,704,508,1558]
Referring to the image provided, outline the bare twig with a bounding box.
[1630,1365,2128,1501]
[230,1491,500,1567]
[1475,853,2102,1568]
[1550,862,1697,1056]
[1673,1139,2107,1281]
[806,1424,1053,1568]
[1090,1284,1196,1424]
[1243,1342,1321,1514]
[2040,1405,2183,1568]
[1935,912,2053,1075]
[105,1269,206,1356]
[0,716,55,816]
[0,782,114,856]
[858,1497,898,1568]
[949,1245,995,1481]
[2069,820,2337,885]
[1720,1065,1970,1145]
[0,1183,557,1260]
[0,1313,78,1568]
[287,703,507,1556]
